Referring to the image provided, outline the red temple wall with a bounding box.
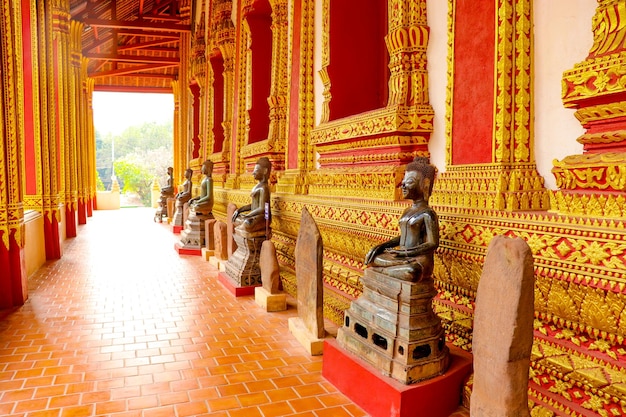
[451,0,495,165]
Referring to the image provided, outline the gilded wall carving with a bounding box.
[0,0,26,249]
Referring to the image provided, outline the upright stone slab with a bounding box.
[213,221,228,260]
[255,240,286,312]
[288,208,325,355]
[227,203,238,257]
[202,218,217,260]
[209,221,228,271]
[470,236,534,417]
[260,240,280,294]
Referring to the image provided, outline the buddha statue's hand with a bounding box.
[364,246,382,265]
[231,209,240,223]
[385,247,405,256]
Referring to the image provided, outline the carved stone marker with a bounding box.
[209,221,228,271]
[214,221,228,260]
[288,208,325,355]
[227,203,238,258]
[202,218,217,261]
[255,240,286,312]
[260,240,280,294]
[470,235,534,417]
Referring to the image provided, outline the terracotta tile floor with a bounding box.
[0,208,368,417]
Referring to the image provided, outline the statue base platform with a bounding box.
[172,225,183,234]
[218,272,259,297]
[209,256,226,272]
[322,340,472,417]
[201,248,214,261]
[179,212,214,250]
[174,242,201,256]
[223,229,266,288]
[288,317,325,356]
[255,287,287,312]
[338,268,449,384]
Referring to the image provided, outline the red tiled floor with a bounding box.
[0,208,367,416]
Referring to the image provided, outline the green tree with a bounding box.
[114,158,154,206]
[95,121,173,194]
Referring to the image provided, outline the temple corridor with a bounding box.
[0,208,369,417]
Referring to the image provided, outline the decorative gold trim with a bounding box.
[552,152,626,192]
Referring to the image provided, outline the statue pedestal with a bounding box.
[201,248,214,261]
[172,199,187,228]
[288,317,325,356]
[176,211,214,256]
[323,340,472,417]
[337,268,449,384]
[254,287,287,312]
[153,193,173,222]
[172,225,183,234]
[218,272,258,296]
[209,256,226,272]
[222,229,266,291]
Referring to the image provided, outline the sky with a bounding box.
[92,92,174,136]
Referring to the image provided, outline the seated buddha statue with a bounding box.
[160,167,175,196]
[364,156,439,282]
[176,168,193,204]
[232,157,271,234]
[188,160,214,216]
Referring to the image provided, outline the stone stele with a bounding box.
[288,208,325,355]
[227,203,238,257]
[470,235,535,417]
[260,240,281,294]
[213,221,228,261]
[255,240,287,312]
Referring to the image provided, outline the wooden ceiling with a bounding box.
[70,0,191,93]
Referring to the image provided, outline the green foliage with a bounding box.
[114,159,153,206]
[96,120,173,206]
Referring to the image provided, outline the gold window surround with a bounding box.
[206,0,236,188]
[309,0,434,201]
[231,0,288,192]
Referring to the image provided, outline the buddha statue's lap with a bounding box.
[369,252,434,282]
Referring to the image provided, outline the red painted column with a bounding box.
[78,200,87,225]
[0,229,27,309]
[44,213,62,260]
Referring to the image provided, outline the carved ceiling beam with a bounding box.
[117,39,178,51]
[89,63,178,78]
[83,52,179,64]
[82,18,189,32]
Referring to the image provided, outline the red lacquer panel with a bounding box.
[451,0,495,165]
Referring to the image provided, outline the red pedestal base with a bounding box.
[218,272,260,297]
[172,225,183,234]
[322,339,472,417]
[174,242,201,256]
